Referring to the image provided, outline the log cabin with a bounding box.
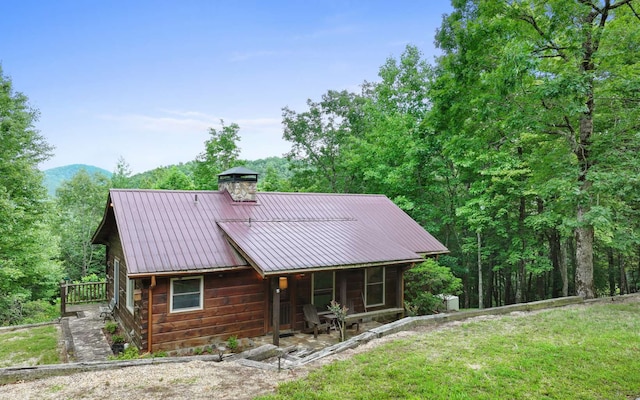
[91,167,448,353]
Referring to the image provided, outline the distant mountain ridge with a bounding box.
[43,164,112,197]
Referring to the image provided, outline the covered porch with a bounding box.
[266,264,409,345]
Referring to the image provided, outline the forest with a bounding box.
[1,0,639,325]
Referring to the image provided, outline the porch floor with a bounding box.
[250,320,384,351]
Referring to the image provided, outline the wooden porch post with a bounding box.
[60,281,67,317]
[396,267,404,312]
[272,287,280,346]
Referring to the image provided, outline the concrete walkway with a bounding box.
[62,304,113,362]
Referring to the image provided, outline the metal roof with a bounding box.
[92,189,449,276]
[218,220,425,275]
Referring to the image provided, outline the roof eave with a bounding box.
[261,257,425,276]
[127,265,253,279]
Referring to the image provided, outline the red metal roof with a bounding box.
[92,189,449,276]
[218,220,424,274]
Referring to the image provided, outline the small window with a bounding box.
[126,277,135,314]
[170,276,203,313]
[312,271,334,311]
[365,267,385,307]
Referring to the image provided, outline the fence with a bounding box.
[60,281,108,316]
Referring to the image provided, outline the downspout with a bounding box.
[147,275,156,353]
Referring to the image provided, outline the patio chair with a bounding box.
[302,304,330,339]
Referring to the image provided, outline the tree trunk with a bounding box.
[477,231,483,309]
[619,254,628,296]
[549,229,562,297]
[608,249,616,296]
[516,196,526,303]
[560,238,570,296]
[504,268,514,305]
[575,206,595,298]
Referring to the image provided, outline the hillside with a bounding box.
[43,164,112,197]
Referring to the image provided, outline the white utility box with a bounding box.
[437,294,460,311]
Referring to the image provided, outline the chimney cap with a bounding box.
[217,166,259,177]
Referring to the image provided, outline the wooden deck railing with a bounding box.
[60,281,108,317]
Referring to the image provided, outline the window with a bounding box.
[365,267,385,307]
[312,271,334,311]
[126,277,135,314]
[170,276,203,313]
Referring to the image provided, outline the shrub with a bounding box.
[105,321,118,334]
[404,259,462,315]
[0,296,59,326]
[226,335,238,351]
[109,345,139,360]
[111,334,125,344]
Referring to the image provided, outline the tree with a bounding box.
[282,90,366,193]
[111,156,132,188]
[193,121,243,190]
[55,169,110,279]
[434,0,640,299]
[404,259,463,315]
[0,66,61,321]
[154,166,194,190]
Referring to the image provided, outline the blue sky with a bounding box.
[2,1,453,174]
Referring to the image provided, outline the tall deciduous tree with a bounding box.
[56,170,110,279]
[0,66,61,313]
[282,90,366,193]
[193,121,243,190]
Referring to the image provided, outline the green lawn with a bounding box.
[0,325,61,367]
[259,302,640,399]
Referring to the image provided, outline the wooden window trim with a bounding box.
[126,277,135,315]
[169,276,204,313]
[311,271,335,311]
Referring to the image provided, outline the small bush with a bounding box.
[109,345,139,360]
[404,259,462,315]
[111,334,125,344]
[226,335,238,351]
[105,321,118,334]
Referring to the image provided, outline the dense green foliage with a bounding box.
[55,169,110,280]
[0,66,62,325]
[404,259,462,315]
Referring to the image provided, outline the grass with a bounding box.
[259,302,640,400]
[0,325,61,367]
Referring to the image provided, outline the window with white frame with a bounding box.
[365,267,385,307]
[170,276,203,313]
[312,271,334,311]
[126,277,135,314]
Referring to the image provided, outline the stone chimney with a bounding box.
[217,167,259,202]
